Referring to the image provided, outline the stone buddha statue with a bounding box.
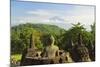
[43,35,59,59]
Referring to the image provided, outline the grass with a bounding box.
[11,54,22,61]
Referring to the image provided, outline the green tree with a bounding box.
[61,22,93,50]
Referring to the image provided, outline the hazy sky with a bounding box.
[11,0,95,30]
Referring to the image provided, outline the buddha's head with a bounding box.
[41,34,55,46]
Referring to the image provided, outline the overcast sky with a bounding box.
[11,0,95,30]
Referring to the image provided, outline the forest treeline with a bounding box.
[11,23,95,54]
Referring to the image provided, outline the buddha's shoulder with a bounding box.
[53,45,59,49]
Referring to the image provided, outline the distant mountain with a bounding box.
[11,23,66,36]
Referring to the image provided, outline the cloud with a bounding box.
[61,6,95,25]
[19,9,67,24]
[12,5,95,30]
[27,9,51,16]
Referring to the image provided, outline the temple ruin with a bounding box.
[20,33,92,66]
